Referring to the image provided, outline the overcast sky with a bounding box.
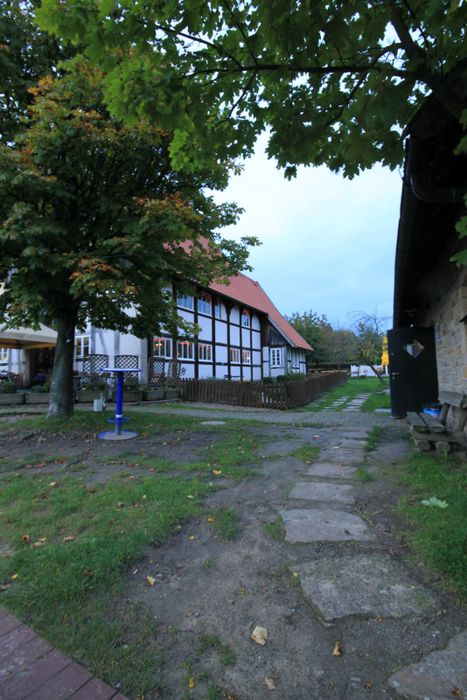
[215,135,402,329]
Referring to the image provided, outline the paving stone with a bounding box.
[0,649,70,699]
[320,450,363,466]
[320,450,364,465]
[304,462,357,479]
[26,661,92,699]
[0,625,37,664]
[0,610,22,638]
[333,439,367,449]
[199,420,226,425]
[280,509,375,543]
[388,630,467,699]
[294,554,438,621]
[66,677,117,700]
[288,481,355,504]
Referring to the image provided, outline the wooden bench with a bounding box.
[406,410,463,453]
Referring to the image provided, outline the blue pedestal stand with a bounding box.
[98,368,141,441]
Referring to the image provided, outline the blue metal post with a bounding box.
[115,371,124,435]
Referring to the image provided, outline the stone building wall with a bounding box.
[417,266,467,432]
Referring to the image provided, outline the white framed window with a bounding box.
[75,335,91,359]
[197,293,212,316]
[214,300,222,319]
[241,309,250,327]
[177,294,194,311]
[242,349,251,364]
[153,336,172,359]
[177,340,194,360]
[230,347,240,364]
[0,348,9,364]
[270,348,282,368]
[198,343,212,361]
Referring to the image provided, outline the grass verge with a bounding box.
[365,426,383,452]
[361,389,391,412]
[395,452,467,599]
[0,471,209,697]
[208,508,241,541]
[264,517,285,541]
[289,445,320,462]
[298,377,387,412]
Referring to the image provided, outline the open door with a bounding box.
[387,327,438,418]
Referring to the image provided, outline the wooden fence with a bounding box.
[180,371,347,410]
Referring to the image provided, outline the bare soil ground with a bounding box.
[1,412,466,700]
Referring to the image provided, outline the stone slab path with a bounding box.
[279,425,466,699]
[294,554,438,621]
[388,631,467,700]
[0,608,127,700]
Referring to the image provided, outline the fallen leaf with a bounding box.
[264,677,276,690]
[212,469,223,475]
[188,677,195,689]
[453,688,464,700]
[364,680,374,690]
[251,626,268,645]
[187,495,194,500]
[116,501,125,508]
[48,481,58,488]
[38,537,47,543]
[11,573,19,580]
[34,462,46,468]
[332,641,342,656]
[31,541,46,548]
[63,535,75,543]
[146,575,156,587]
[189,535,198,541]
[21,534,30,544]
[207,516,214,523]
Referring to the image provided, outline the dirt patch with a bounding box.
[1,415,466,700]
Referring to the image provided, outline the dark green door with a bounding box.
[387,327,438,418]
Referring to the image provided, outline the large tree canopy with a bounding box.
[37,0,466,177]
[0,58,255,416]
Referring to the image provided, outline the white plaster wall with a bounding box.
[252,330,261,349]
[241,326,251,348]
[230,325,240,346]
[230,307,240,325]
[216,346,228,364]
[198,364,214,379]
[215,320,228,343]
[197,316,212,341]
[252,314,260,331]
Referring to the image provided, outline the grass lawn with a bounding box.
[0,411,262,697]
[299,376,389,412]
[395,452,467,600]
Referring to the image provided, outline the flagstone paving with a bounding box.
[288,481,355,504]
[280,508,375,542]
[303,462,357,479]
[294,554,438,621]
[388,631,467,699]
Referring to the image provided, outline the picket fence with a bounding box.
[179,371,347,410]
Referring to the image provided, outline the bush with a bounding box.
[276,373,307,382]
[29,382,51,393]
[0,381,17,394]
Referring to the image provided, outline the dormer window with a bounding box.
[241,309,251,327]
[198,293,212,316]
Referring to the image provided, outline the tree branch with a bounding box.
[387,1,465,120]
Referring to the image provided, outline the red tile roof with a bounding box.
[174,238,311,351]
[209,273,312,351]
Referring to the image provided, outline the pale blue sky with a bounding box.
[215,136,402,329]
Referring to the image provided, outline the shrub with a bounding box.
[0,381,17,394]
[29,382,51,393]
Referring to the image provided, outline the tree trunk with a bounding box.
[48,309,78,417]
